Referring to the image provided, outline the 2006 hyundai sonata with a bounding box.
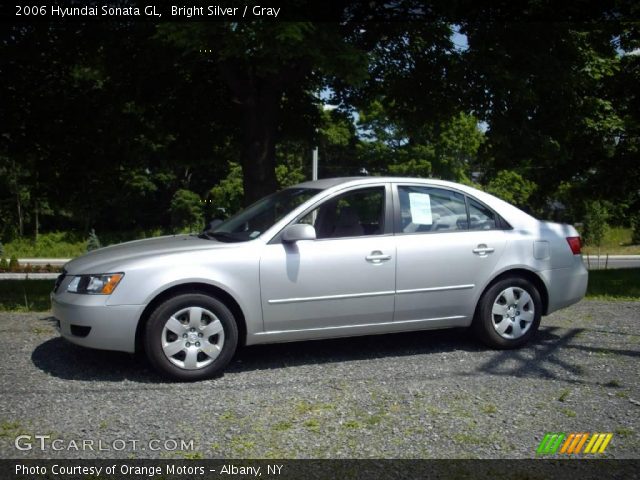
[52,177,588,380]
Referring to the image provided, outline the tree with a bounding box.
[355,102,484,182]
[157,21,369,205]
[486,170,536,208]
[583,200,610,263]
[461,11,627,216]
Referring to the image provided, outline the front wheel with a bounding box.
[144,293,238,381]
[473,277,542,349]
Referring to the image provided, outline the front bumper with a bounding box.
[51,291,144,353]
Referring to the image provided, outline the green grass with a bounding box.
[3,232,87,258]
[581,227,640,255]
[481,403,498,414]
[557,389,571,402]
[586,268,640,301]
[0,280,54,311]
[615,427,633,437]
[2,229,174,258]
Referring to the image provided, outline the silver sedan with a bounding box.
[52,177,588,380]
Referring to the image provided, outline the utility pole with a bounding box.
[312,147,318,181]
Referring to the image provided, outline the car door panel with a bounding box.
[393,184,507,323]
[260,236,396,332]
[259,184,395,333]
[394,231,506,322]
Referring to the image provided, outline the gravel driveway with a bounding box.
[0,300,638,459]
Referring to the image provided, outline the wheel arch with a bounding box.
[134,282,247,353]
[476,268,549,318]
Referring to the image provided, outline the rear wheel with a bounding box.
[474,277,542,349]
[144,293,238,381]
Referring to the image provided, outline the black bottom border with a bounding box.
[3,459,640,480]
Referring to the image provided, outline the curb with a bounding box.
[582,255,640,260]
[17,258,70,266]
[0,273,59,280]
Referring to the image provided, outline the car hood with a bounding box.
[64,234,236,274]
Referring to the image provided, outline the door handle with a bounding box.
[473,244,495,256]
[365,250,392,263]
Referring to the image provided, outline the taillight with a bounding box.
[566,236,581,255]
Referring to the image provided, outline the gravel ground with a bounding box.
[0,300,638,459]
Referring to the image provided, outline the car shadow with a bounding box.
[31,316,639,385]
[31,323,485,383]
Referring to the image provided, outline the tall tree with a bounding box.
[460,3,631,216]
[157,20,368,205]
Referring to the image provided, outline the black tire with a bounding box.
[473,276,542,349]
[144,293,238,381]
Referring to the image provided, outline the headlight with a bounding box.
[67,273,124,295]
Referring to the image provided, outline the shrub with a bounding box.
[631,213,640,245]
[0,241,4,258]
[87,229,102,251]
[208,162,244,218]
[0,258,8,272]
[8,256,20,273]
[170,189,203,232]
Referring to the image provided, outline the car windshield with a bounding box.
[201,187,321,242]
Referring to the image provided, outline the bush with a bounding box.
[631,213,640,245]
[0,241,4,258]
[170,189,203,232]
[208,162,244,218]
[0,258,8,272]
[8,256,20,273]
[87,229,102,251]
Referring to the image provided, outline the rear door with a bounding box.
[393,184,507,323]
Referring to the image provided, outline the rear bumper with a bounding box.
[51,292,144,353]
[540,257,589,314]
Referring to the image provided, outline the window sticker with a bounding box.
[408,192,432,225]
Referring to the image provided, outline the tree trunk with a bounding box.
[16,190,23,237]
[220,63,284,206]
[239,83,280,206]
[34,201,39,241]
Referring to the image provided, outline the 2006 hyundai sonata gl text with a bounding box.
[52,177,588,380]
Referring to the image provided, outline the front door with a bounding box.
[259,185,396,332]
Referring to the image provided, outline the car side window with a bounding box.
[398,186,467,233]
[299,187,385,239]
[468,198,497,230]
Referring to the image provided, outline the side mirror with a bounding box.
[282,224,316,243]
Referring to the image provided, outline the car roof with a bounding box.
[294,176,468,190]
[293,177,365,189]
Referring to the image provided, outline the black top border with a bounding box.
[2,1,639,23]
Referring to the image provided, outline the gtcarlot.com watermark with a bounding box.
[15,434,195,452]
